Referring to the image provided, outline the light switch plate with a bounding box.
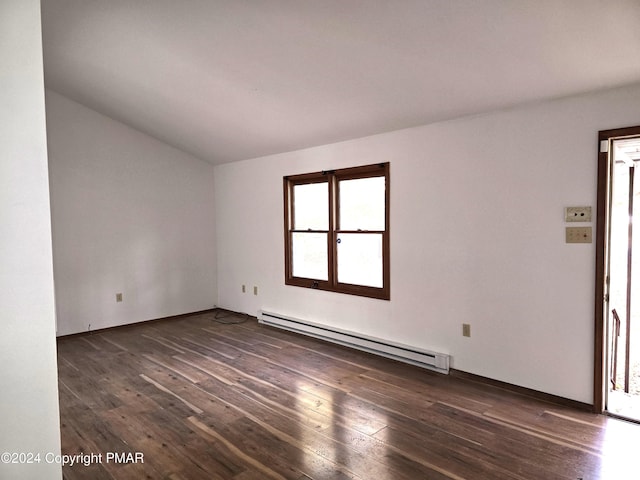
[566,226,592,243]
[565,206,592,222]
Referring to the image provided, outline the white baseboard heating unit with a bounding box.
[258,310,449,374]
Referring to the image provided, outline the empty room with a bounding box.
[4,1,640,478]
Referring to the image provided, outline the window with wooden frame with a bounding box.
[283,162,390,300]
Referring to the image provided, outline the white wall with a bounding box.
[47,90,217,336]
[0,1,62,478]
[215,83,640,404]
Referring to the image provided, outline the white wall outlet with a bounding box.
[565,206,592,222]
[565,226,592,243]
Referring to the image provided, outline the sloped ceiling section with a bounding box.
[41,0,640,165]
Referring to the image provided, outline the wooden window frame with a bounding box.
[284,162,390,300]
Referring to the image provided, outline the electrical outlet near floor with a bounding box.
[242,284,246,293]
[462,323,471,337]
[116,293,123,302]
[253,286,258,296]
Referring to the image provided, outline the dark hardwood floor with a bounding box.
[57,311,638,479]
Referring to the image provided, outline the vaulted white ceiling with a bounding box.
[41,1,640,165]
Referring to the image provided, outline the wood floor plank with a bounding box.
[193,378,430,480]
[58,314,639,479]
[188,416,298,480]
[99,409,219,480]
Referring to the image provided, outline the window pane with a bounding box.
[337,233,382,288]
[294,182,328,230]
[339,176,385,231]
[292,232,328,280]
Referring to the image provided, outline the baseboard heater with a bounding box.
[258,310,450,374]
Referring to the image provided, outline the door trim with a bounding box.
[595,125,640,413]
